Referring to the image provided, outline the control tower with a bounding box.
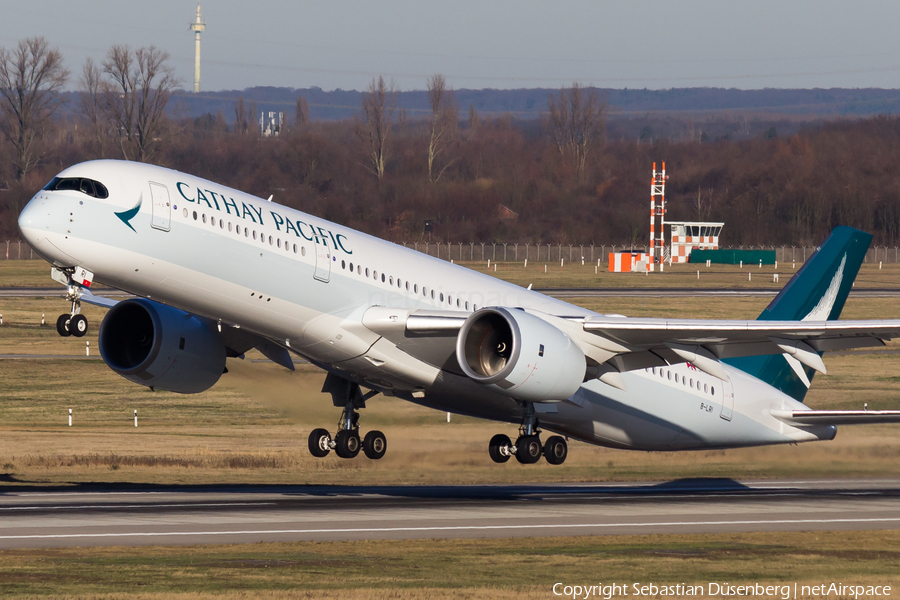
[189,2,206,93]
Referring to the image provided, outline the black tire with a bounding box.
[56,314,72,337]
[543,435,568,465]
[363,430,387,460]
[334,430,361,459]
[488,434,512,464]
[308,428,331,458]
[69,314,88,337]
[515,435,543,464]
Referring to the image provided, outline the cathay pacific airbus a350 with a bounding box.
[17,160,900,465]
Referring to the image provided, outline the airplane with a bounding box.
[16,159,900,465]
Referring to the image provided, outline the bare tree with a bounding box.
[234,96,249,135]
[426,73,458,183]
[546,82,605,182]
[355,76,395,180]
[79,57,108,155]
[101,45,178,162]
[295,96,309,128]
[0,37,69,180]
[695,185,713,221]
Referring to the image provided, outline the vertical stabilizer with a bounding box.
[724,226,872,401]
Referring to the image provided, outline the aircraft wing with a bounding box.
[770,409,900,425]
[363,307,900,387]
[578,315,900,380]
[78,287,120,309]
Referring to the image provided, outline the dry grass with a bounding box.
[0,531,899,598]
[1,263,900,485]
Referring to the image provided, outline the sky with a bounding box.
[2,0,899,93]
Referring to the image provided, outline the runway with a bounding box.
[5,286,900,299]
[1,478,899,548]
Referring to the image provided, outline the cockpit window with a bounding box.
[43,177,109,199]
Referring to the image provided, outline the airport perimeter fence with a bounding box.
[2,239,897,265]
[398,242,896,266]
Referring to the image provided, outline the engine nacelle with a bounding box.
[99,298,226,393]
[455,307,586,402]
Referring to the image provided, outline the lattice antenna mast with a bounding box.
[649,162,667,271]
[189,2,206,93]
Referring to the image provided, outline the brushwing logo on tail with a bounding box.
[802,253,846,322]
[785,253,847,387]
[115,195,142,233]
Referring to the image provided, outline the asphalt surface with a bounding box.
[0,478,898,548]
[5,286,900,299]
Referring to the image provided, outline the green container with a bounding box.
[689,249,776,265]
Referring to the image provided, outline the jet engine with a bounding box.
[455,307,586,402]
[99,298,226,393]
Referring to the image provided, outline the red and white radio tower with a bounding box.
[649,162,667,271]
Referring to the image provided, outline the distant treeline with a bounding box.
[4,111,900,248]
[3,37,900,249]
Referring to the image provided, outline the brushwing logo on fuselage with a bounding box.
[115,195,141,232]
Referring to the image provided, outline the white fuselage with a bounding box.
[18,160,835,451]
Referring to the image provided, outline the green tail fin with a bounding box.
[723,226,872,402]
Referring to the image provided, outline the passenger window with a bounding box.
[389,276,393,285]
[667,371,672,381]
[342,260,346,269]
[440,293,444,302]
[253,230,257,240]
[414,284,418,293]
[293,244,298,253]
[193,211,197,220]
[277,238,281,248]
[381,273,385,283]
[211,217,216,226]
[465,301,469,310]
[431,290,435,300]
[349,262,354,271]
[183,208,188,218]
[366,268,370,277]
[202,214,207,224]
[704,383,708,393]
[301,247,306,256]
[268,236,273,245]
[711,386,715,395]
[220,220,224,230]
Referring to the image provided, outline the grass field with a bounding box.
[1,531,898,598]
[3,258,900,598]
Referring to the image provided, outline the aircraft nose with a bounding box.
[17,193,46,246]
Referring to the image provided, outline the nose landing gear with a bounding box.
[52,267,92,338]
[488,402,569,465]
[306,374,386,460]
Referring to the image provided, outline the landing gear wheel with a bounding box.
[489,434,513,463]
[543,436,568,465]
[334,429,361,459]
[308,428,332,458]
[69,314,88,337]
[515,435,543,464]
[56,314,72,337]
[363,430,387,460]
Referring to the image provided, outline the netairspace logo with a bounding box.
[551,582,892,599]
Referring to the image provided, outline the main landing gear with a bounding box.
[54,268,89,338]
[307,374,386,460]
[488,402,568,466]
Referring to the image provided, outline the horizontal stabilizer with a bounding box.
[770,409,900,426]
